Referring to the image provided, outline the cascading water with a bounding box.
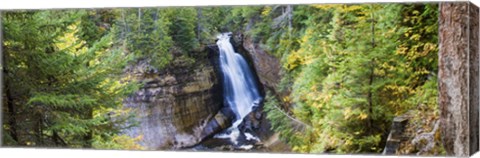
[214,32,262,144]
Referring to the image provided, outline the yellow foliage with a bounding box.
[345,139,352,146]
[412,10,420,15]
[343,107,352,119]
[358,113,368,120]
[373,69,385,76]
[283,96,290,103]
[284,28,320,70]
[285,51,304,70]
[396,45,408,55]
[342,5,365,12]
[311,4,340,10]
[55,20,87,56]
[261,6,272,16]
[409,34,421,41]
[312,4,365,13]
[112,134,145,150]
[421,43,437,56]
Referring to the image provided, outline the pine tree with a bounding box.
[2,10,140,148]
[164,7,199,54]
[116,8,174,69]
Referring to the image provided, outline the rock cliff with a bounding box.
[240,35,282,94]
[122,50,225,150]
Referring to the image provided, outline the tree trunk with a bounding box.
[137,8,142,33]
[367,64,374,133]
[196,8,203,39]
[367,7,376,133]
[35,113,43,145]
[438,2,479,156]
[1,11,19,144]
[286,5,293,32]
[4,79,18,144]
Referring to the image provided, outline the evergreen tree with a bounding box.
[164,7,200,54]
[116,8,173,69]
[2,10,140,149]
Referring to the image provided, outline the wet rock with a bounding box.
[200,107,235,139]
[255,111,262,120]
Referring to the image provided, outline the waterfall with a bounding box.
[214,32,262,143]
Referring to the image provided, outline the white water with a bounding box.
[245,132,260,142]
[213,33,262,144]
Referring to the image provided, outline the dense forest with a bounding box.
[257,4,441,154]
[2,3,444,155]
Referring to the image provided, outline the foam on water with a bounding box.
[244,132,260,142]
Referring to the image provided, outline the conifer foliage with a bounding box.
[2,10,140,149]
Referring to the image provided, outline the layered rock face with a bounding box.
[123,53,224,150]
